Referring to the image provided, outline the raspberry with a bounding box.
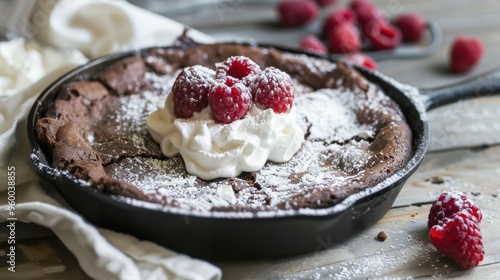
[321,8,356,38]
[349,0,375,15]
[277,0,319,27]
[429,210,484,269]
[428,191,483,229]
[209,77,252,124]
[450,36,484,73]
[172,66,215,118]
[394,13,427,43]
[344,53,377,70]
[299,35,327,54]
[352,0,386,30]
[215,56,261,81]
[251,67,295,113]
[315,0,337,6]
[328,23,361,54]
[364,22,402,50]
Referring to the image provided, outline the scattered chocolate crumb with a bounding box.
[492,194,498,198]
[264,197,272,205]
[246,172,257,182]
[426,176,445,184]
[376,231,387,241]
[471,191,481,196]
[229,179,246,194]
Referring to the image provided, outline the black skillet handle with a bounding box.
[421,67,500,110]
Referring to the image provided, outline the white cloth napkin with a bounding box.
[0,0,221,279]
[35,0,214,59]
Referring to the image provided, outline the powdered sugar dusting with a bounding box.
[103,81,397,213]
[272,233,437,279]
[296,88,374,143]
[106,157,188,190]
[85,55,411,215]
[92,72,177,162]
[115,91,159,132]
[102,72,177,134]
[281,52,337,78]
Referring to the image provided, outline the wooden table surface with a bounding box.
[147,0,500,279]
[2,0,500,279]
[180,1,500,278]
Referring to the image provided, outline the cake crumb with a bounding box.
[427,176,445,184]
[376,231,388,241]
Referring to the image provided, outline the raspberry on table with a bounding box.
[328,23,361,54]
[428,191,483,229]
[172,66,215,118]
[251,67,295,114]
[364,22,402,50]
[215,56,261,81]
[429,210,484,269]
[450,36,484,73]
[321,7,356,38]
[209,77,252,124]
[277,0,319,27]
[344,53,377,70]
[299,35,328,54]
[394,13,427,43]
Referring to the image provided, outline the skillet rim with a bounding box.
[27,42,430,220]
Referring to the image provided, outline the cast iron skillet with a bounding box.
[27,42,500,260]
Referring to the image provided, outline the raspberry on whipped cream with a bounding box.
[146,57,304,180]
[172,66,215,118]
[209,76,252,124]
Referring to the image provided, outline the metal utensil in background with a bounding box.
[0,0,37,41]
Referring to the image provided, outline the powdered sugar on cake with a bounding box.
[34,45,412,217]
[296,88,374,143]
[101,69,392,212]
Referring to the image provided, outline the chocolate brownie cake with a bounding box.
[35,42,413,213]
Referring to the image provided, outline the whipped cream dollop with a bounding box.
[147,92,304,180]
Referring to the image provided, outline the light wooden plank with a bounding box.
[394,145,500,207]
[217,205,500,279]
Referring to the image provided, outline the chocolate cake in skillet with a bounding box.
[35,42,413,213]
